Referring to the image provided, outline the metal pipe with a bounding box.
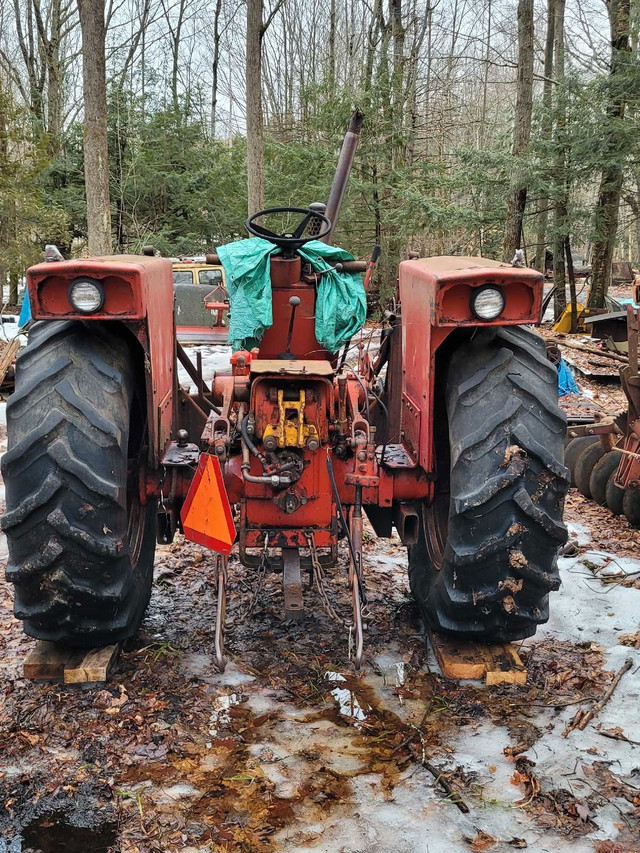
[322,109,365,244]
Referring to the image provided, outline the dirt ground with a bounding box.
[1,349,640,853]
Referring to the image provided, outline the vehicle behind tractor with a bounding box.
[1,112,569,669]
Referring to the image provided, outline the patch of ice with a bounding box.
[208,692,240,737]
[566,521,592,546]
[325,671,369,726]
[544,555,640,647]
[154,783,201,803]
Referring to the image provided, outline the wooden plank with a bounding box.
[63,644,120,684]
[485,645,527,686]
[429,632,487,680]
[23,641,81,681]
[429,631,526,685]
[23,640,120,683]
[0,337,20,386]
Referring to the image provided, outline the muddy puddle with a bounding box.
[18,812,117,853]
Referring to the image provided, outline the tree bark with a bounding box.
[587,0,631,310]
[246,0,264,214]
[328,0,336,88]
[210,0,222,137]
[534,0,555,272]
[552,0,567,320]
[502,0,534,262]
[78,0,111,255]
[390,0,405,169]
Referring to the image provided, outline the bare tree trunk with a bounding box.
[78,0,111,255]
[552,0,567,320]
[479,0,491,149]
[587,0,631,310]
[502,0,534,261]
[390,0,405,169]
[211,0,222,137]
[328,0,336,88]
[534,0,555,271]
[246,0,264,214]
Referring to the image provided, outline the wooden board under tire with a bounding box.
[23,640,120,683]
[0,337,20,388]
[429,631,527,685]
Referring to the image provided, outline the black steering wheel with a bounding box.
[246,206,332,250]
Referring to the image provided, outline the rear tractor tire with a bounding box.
[1,321,157,647]
[409,325,569,642]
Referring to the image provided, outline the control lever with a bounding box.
[278,295,301,360]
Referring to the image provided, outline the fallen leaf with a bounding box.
[465,832,497,851]
[575,802,591,821]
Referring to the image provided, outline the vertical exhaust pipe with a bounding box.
[322,109,365,244]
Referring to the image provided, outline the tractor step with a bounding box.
[23,641,121,684]
[428,631,527,685]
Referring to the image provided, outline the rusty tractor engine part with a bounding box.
[1,112,570,665]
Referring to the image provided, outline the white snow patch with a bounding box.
[177,344,231,392]
[208,692,241,737]
[566,521,592,546]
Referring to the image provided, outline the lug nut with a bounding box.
[263,435,277,451]
[357,450,367,461]
[306,437,319,451]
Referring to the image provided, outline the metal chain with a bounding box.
[243,532,270,619]
[305,530,344,624]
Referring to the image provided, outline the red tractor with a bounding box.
[1,116,568,669]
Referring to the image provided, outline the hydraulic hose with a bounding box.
[238,406,293,487]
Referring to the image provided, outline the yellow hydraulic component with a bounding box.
[263,389,319,450]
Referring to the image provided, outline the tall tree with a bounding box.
[246,0,284,215]
[246,0,264,214]
[210,0,223,137]
[587,0,632,309]
[552,0,567,319]
[77,0,111,254]
[534,0,555,271]
[502,0,534,261]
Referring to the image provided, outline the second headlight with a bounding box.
[470,286,505,321]
[68,277,105,314]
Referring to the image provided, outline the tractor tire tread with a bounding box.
[409,324,568,642]
[1,320,155,647]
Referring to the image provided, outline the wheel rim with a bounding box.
[423,492,449,570]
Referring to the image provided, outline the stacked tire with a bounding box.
[564,435,640,526]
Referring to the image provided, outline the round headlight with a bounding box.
[68,278,105,314]
[471,286,505,321]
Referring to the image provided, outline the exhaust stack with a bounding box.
[322,109,365,244]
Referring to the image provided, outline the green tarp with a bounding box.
[217,237,367,353]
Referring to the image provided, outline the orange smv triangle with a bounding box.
[181,453,236,555]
